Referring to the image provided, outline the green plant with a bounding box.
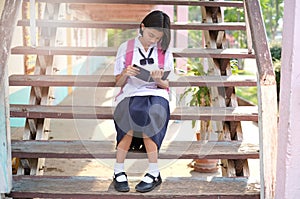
[270,43,282,101]
[180,58,219,172]
[180,58,210,129]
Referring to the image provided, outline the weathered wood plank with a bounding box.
[11,140,259,159]
[23,0,244,7]
[0,0,21,194]
[9,104,259,121]
[10,46,256,59]
[9,74,257,87]
[17,20,246,30]
[245,0,278,198]
[9,175,259,199]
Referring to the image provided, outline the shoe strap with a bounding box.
[114,172,127,179]
[145,173,159,181]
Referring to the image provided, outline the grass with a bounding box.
[236,87,258,105]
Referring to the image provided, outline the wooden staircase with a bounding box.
[1,0,277,198]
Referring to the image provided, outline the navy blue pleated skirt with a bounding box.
[113,96,170,152]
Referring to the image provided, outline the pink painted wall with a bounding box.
[276,0,300,198]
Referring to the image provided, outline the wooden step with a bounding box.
[25,0,244,8]
[17,20,246,31]
[11,46,256,59]
[9,74,257,87]
[11,140,259,159]
[9,175,260,199]
[9,104,258,121]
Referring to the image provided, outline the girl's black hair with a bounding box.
[139,10,171,53]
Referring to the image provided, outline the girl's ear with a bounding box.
[140,23,145,31]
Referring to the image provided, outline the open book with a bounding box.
[133,64,171,82]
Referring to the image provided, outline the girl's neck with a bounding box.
[138,36,149,51]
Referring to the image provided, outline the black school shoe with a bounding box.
[113,172,130,192]
[135,173,162,193]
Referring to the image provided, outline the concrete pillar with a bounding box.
[276,0,300,198]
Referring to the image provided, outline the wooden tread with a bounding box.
[9,104,258,121]
[17,20,246,31]
[9,175,259,198]
[9,74,257,87]
[11,46,256,59]
[11,140,259,159]
[24,0,244,7]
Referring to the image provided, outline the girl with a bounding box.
[113,10,173,193]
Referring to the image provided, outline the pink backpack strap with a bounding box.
[126,39,165,69]
[125,39,135,68]
[157,42,165,69]
[115,39,135,101]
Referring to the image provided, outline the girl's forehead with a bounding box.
[146,28,164,37]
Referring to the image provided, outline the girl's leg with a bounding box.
[135,134,162,193]
[114,130,133,183]
[116,130,133,163]
[143,136,158,163]
[142,135,160,183]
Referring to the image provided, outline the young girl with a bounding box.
[113,10,173,193]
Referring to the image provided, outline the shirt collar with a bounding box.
[135,36,157,50]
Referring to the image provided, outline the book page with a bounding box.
[133,64,170,82]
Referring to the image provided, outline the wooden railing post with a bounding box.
[244,0,278,198]
[0,0,21,195]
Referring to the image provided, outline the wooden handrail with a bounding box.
[244,0,278,198]
[0,0,22,194]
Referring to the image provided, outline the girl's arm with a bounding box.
[151,70,169,89]
[115,65,140,87]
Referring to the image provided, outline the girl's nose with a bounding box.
[150,38,159,44]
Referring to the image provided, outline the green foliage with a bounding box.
[107,29,137,47]
[259,0,284,40]
[270,43,282,61]
[224,7,245,22]
[270,43,282,101]
[223,0,284,44]
[235,87,258,105]
[179,59,210,128]
[188,6,202,22]
[188,30,202,48]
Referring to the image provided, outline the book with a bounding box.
[133,64,171,82]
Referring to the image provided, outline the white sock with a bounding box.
[114,163,127,182]
[142,163,159,183]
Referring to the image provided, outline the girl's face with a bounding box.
[140,24,164,48]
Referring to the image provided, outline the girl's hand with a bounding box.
[150,69,164,82]
[122,65,140,77]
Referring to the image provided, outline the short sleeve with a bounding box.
[164,49,174,72]
[114,41,127,76]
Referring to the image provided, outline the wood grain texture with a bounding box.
[0,0,21,193]
[17,20,246,30]
[11,46,256,59]
[23,0,244,7]
[9,74,257,87]
[245,0,278,198]
[9,104,258,121]
[11,140,259,159]
[10,175,259,198]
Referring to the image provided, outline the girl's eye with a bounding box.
[149,33,155,38]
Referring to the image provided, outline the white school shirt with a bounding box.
[114,36,174,105]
